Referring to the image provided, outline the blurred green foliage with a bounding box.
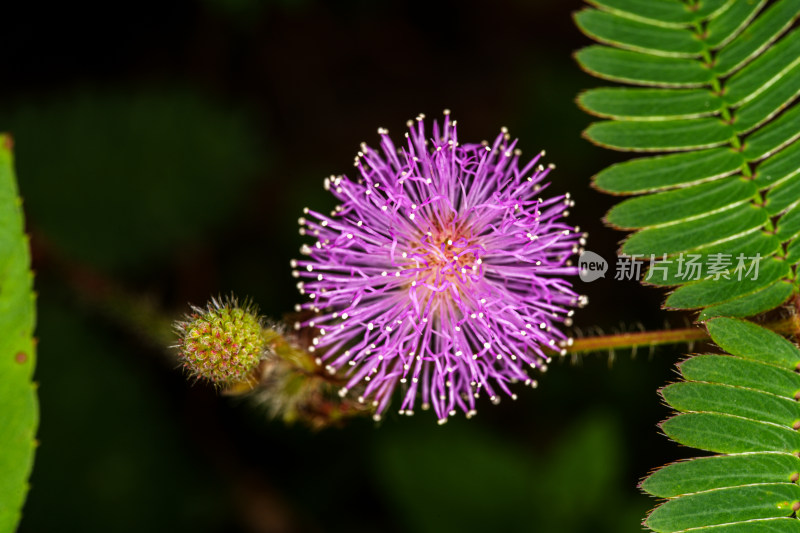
[375,412,646,533]
[3,89,263,272]
[21,301,231,532]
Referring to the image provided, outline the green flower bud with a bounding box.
[176,297,264,385]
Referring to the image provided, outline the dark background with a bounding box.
[3,1,690,531]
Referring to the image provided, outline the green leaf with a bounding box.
[642,453,800,498]
[644,231,778,286]
[663,381,800,427]
[671,520,800,533]
[787,236,800,263]
[705,0,766,50]
[644,319,800,532]
[577,88,723,120]
[575,45,714,87]
[593,147,743,194]
[577,0,800,316]
[663,412,800,454]
[606,176,755,229]
[680,354,800,400]
[698,280,793,320]
[576,8,800,530]
[584,117,734,152]
[645,483,800,532]
[714,0,800,76]
[725,28,800,106]
[765,166,800,216]
[742,99,800,161]
[735,62,800,134]
[585,0,732,28]
[622,204,766,256]
[776,202,800,242]
[754,138,800,188]
[664,257,789,309]
[574,9,704,57]
[707,316,800,368]
[0,134,38,532]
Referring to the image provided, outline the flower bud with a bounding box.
[176,297,264,385]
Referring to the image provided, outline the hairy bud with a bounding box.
[176,297,264,385]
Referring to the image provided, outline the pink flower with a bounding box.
[293,113,584,422]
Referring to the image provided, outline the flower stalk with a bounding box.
[187,305,800,426]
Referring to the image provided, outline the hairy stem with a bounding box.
[557,315,800,356]
[560,326,709,355]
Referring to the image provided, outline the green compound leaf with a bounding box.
[574,9,705,57]
[585,0,732,28]
[664,256,789,310]
[0,135,38,532]
[646,483,800,532]
[621,205,766,256]
[644,231,779,287]
[576,0,800,317]
[585,117,734,152]
[643,318,800,533]
[663,381,800,427]
[723,29,800,106]
[734,62,800,135]
[594,147,744,194]
[575,45,714,87]
[642,453,800,499]
[742,101,800,160]
[679,354,800,400]
[578,87,724,120]
[697,280,794,320]
[704,0,766,50]
[707,316,800,367]
[672,520,800,533]
[606,176,755,229]
[662,412,800,454]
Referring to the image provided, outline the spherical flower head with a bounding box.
[293,112,584,422]
[177,297,265,385]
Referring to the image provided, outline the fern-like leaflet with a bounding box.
[644,318,800,531]
[575,0,800,318]
[574,1,800,531]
